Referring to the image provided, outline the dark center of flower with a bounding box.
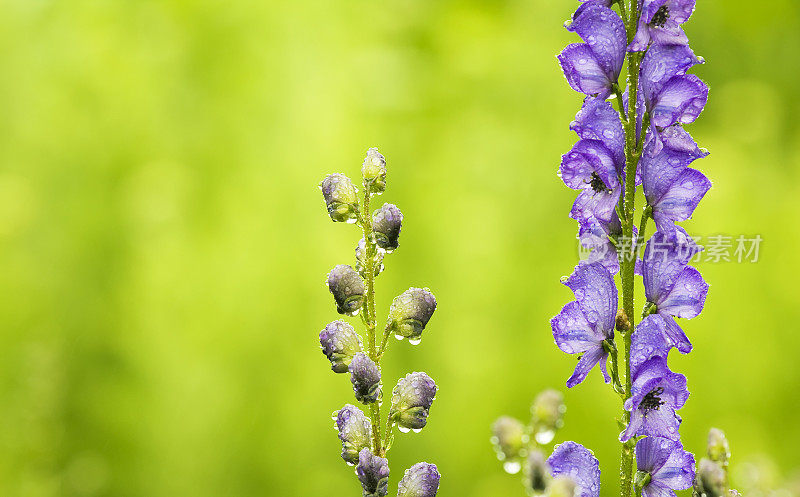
[651,5,670,27]
[639,386,665,413]
[589,172,608,194]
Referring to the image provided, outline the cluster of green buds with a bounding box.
[318,148,441,497]
[491,389,567,495]
[694,428,741,497]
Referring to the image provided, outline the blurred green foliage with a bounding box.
[0,0,799,496]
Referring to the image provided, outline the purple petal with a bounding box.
[570,184,622,224]
[642,231,692,305]
[547,441,601,497]
[653,445,695,491]
[640,45,700,105]
[662,317,692,354]
[560,140,619,190]
[551,301,605,355]
[571,97,626,167]
[651,74,708,128]
[636,436,677,475]
[558,43,612,98]
[651,167,711,233]
[564,263,618,336]
[630,315,675,374]
[657,265,708,319]
[624,404,682,441]
[568,4,627,81]
[567,346,609,388]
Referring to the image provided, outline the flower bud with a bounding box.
[320,173,359,222]
[548,476,577,497]
[707,428,730,466]
[694,458,727,497]
[389,372,437,431]
[526,449,549,493]
[491,416,526,465]
[320,321,362,373]
[397,462,440,497]
[327,265,365,315]
[356,238,384,278]
[387,288,437,344]
[349,353,382,404]
[372,203,403,252]
[362,148,387,195]
[334,404,372,465]
[357,448,390,497]
[531,389,566,444]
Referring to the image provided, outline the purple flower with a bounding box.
[372,203,403,252]
[327,264,366,316]
[630,0,697,52]
[636,437,696,497]
[577,211,638,275]
[571,97,626,169]
[390,372,437,431]
[640,45,708,130]
[334,404,373,465]
[551,263,617,388]
[320,320,363,373]
[320,173,359,223]
[558,4,627,99]
[357,448,390,497]
[560,139,622,223]
[641,229,708,353]
[397,463,440,497]
[642,126,710,234]
[387,288,437,344]
[349,353,382,404]
[630,314,674,374]
[546,441,601,497]
[621,356,688,441]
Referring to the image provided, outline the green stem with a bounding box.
[619,1,641,496]
[359,189,383,456]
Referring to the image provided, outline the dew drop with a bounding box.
[408,337,422,346]
[535,429,556,445]
[503,461,522,474]
[398,425,411,433]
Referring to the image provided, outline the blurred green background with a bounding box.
[1,0,799,496]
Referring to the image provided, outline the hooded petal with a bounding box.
[630,315,676,374]
[637,437,695,496]
[657,265,708,319]
[560,139,619,190]
[567,4,627,81]
[636,435,674,475]
[640,45,700,104]
[651,167,711,233]
[558,43,613,98]
[654,445,696,491]
[642,231,695,305]
[571,97,626,167]
[564,263,618,336]
[547,441,601,497]
[651,74,708,128]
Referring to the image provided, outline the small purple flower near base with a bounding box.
[349,353,382,404]
[390,372,437,432]
[630,0,697,52]
[335,404,373,465]
[551,263,617,387]
[621,356,689,442]
[372,203,403,252]
[397,463,440,497]
[357,448,390,497]
[547,441,601,497]
[635,437,696,497]
[328,264,366,316]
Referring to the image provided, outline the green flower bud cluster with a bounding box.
[693,428,741,497]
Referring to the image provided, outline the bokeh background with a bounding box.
[1,0,799,496]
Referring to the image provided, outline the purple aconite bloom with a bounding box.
[636,437,696,497]
[349,353,382,404]
[362,148,387,194]
[640,44,708,130]
[387,288,437,344]
[389,372,437,431]
[642,127,710,234]
[560,139,622,224]
[320,320,363,373]
[320,173,359,223]
[571,97,625,171]
[334,404,373,465]
[551,263,617,388]
[621,356,689,441]
[547,441,601,497]
[641,229,708,353]
[558,4,627,99]
[357,448,390,497]
[630,314,674,374]
[630,0,697,52]
[372,203,403,252]
[577,211,639,275]
[397,462,440,497]
[327,264,366,316]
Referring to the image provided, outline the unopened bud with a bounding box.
[526,449,549,493]
[357,448,390,497]
[694,458,727,497]
[397,462,440,497]
[387,288,437,344]
[327,264,365,315]
[320,173,359,222]
[362,148,387,195]
[320,320,362,373]
[491,416,526,462]
[349,353,382,404]
[334,404,372,465]
[707,428,730,466]
[372,203,403,252]
[616,308,630,332]
[390,372,437,431]
[531,389,566,444]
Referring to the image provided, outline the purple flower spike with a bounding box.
[621,356,689,441]
[397,462,440,497]
[320,320,363,373]
[641,229,708,353]
[547,441,601,497]
[349,353,382,404]
[551,263,617,388]
[640,45,707,130]
[636,437,696,497]
[560,139,622,224]
[357,448,390,497]
[335,404,373,465]
[558,4,627,98]
[390,372,437,431]
[630,0,698,52]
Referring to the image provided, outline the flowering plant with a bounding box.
[318,149,440,497]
